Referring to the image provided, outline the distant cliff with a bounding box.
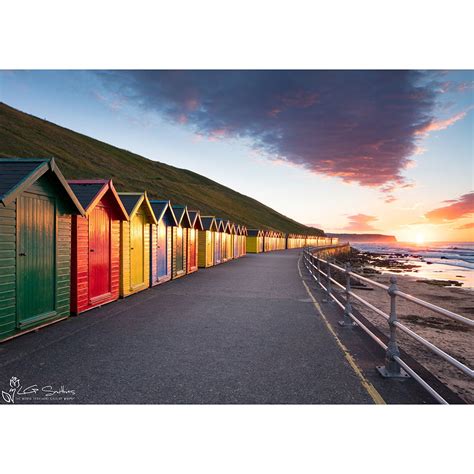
[326,233,397,243]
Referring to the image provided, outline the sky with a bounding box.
[1,70,473,242]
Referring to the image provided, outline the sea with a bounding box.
[350,241,474,289]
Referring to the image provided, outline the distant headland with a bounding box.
[326,233,397,243]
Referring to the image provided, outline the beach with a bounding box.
[340,244,474,403]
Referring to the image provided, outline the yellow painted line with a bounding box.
[298,256,385,405]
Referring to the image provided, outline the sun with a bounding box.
[415,233,425,244]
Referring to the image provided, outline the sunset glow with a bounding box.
[414,233,425,244]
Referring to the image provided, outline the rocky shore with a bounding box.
[335,247,464,287]
[323,247,473,403]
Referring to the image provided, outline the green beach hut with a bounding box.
[0,158,84,342]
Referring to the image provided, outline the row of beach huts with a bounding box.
[0,158,336,342]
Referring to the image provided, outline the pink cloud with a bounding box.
[342,214,379,231]
[425,192,474,223]
[99,71,464,194]
[456,222,474,230]
[415,110,469,135]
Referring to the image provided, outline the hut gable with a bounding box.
[149,200,178,227]
[0,158,84,214]
[68,179,128,220]
[118,192,157,224]
[201,216,218,231]
[188,210,204,231]
[172,205,192,228]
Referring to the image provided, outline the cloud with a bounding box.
[425,192,474,223]
[96,70,458,191]
[456,222,474,230]
[342,214,379,231]
[415,109,470,135]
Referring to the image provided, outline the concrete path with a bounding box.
[0,250,375,404]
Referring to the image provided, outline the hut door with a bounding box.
[215,233,221,262]
[17,194,56,326]
[157,221,167,278]
[89,205,111,300]
[188,229,196,269]
[131,212,145,287]
[207,232,213,266]
[176,227,184,272]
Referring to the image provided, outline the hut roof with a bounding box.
[200,216,218,231]
[215,218,226,232]
[118,192,157,224]
[149,200,178,226]
[68,179,128,220]
[247,229,261,237]
[188,210,204,231]
[0,157,84,214]
[172,205,192,228]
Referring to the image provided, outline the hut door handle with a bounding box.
[19,252,26,256]
[131,247,134,250]
[90,249,95,252]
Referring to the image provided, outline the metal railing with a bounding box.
[302,247,474,405]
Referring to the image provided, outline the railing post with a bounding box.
[326,258,333,300]
[316,256,321,285]
[377,276,410,378]
[339,263,356,327]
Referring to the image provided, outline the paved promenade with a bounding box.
[0,250,420,404]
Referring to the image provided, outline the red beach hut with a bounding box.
[68,179,129,314]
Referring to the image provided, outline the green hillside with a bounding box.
[0,103,323,235]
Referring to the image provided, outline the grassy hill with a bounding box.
[0,103,323,235]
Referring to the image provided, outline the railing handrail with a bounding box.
[302,246,474,405]
[307,246,473,327]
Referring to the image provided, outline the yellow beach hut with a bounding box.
[246,229,264,253]
[118,192,157,297]
[199,216,218,268]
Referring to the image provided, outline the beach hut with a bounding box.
[171,205,192,279]
[277,232,286,250]
[214,218,225,264]
[187,210,204,274]
[0,158,84,342]
[220,220,231,262]
[263,231,272,252]
[240,226,247,256]
[225,221,234,262]
[234,225,241,259]
[149,200,178,286]
[198,216,218,268]
[118,192,157,297]
[68,179,128,314]
[246,229,264,253]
